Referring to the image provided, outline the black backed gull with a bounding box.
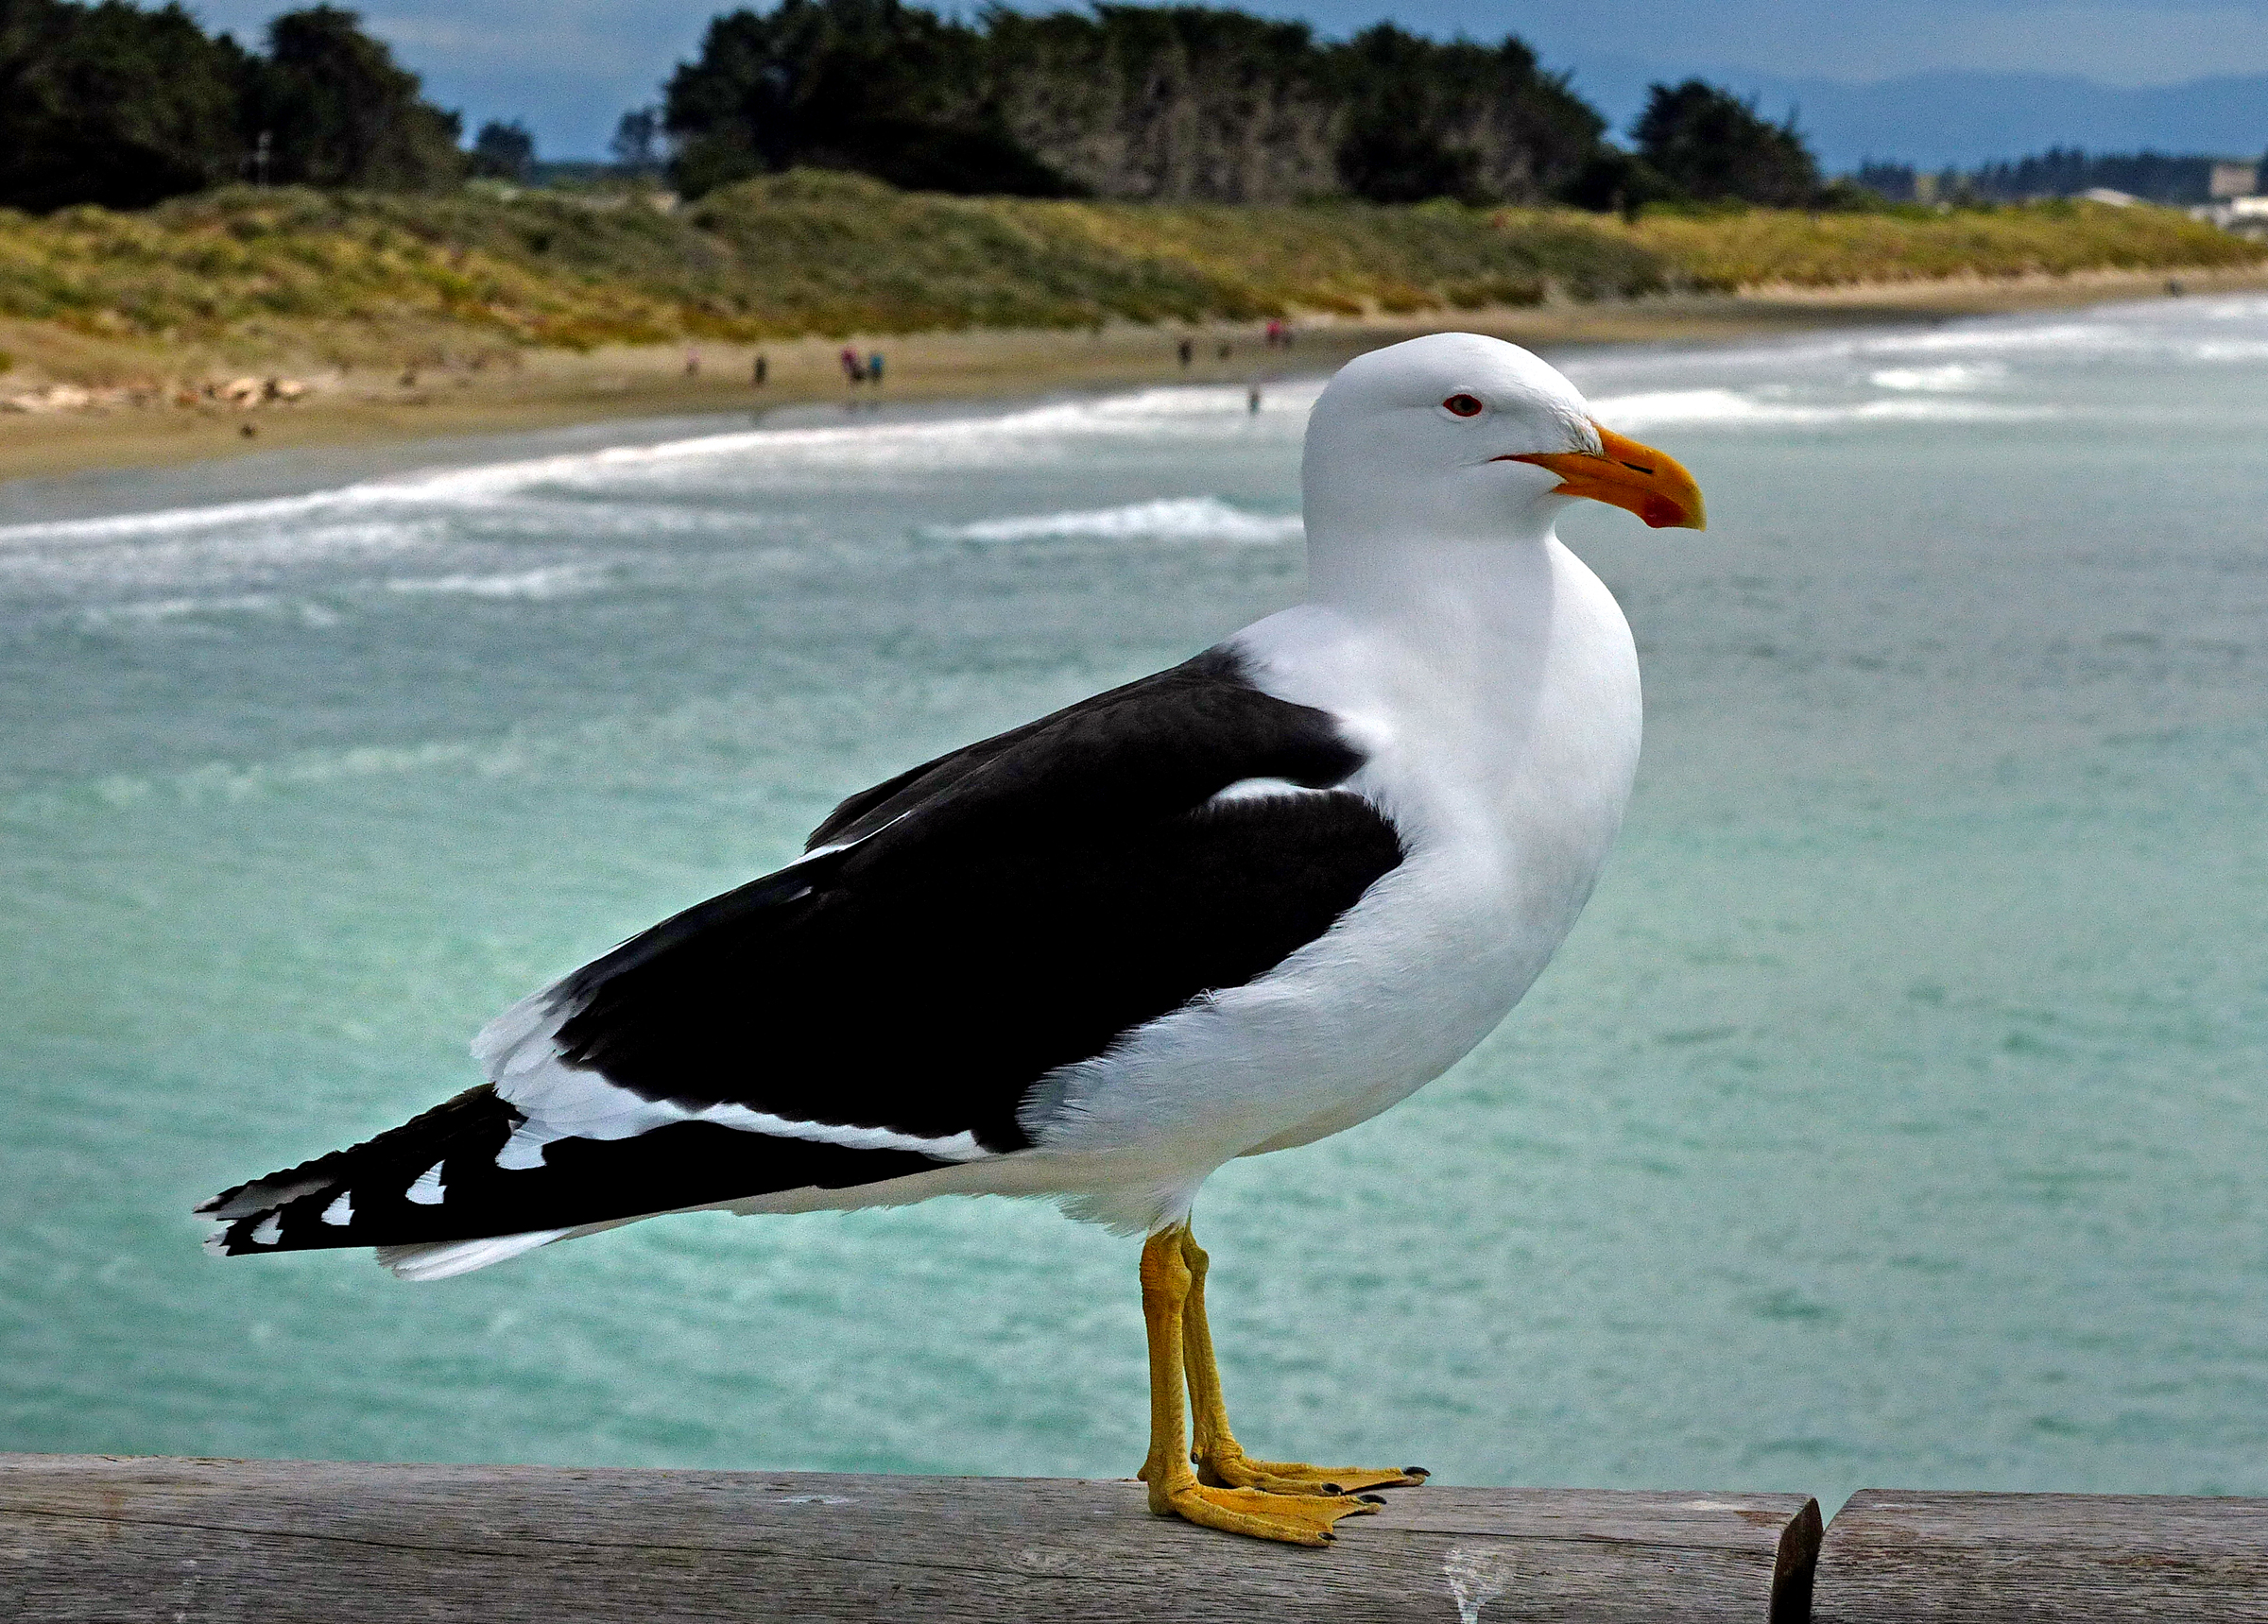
[200,332,1705,1547]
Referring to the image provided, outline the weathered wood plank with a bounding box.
[1812,1489,2268,1622]
[0,1454,1817,1623]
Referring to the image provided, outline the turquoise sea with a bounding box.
[3,297,2263,1513]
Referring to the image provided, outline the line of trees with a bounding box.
[654,1,1834,211]
[1,0,1845,215]
[0,1,463,211]
[1855,148,2259,206]
[655,2,1606,204]
[1568,79,1823,211]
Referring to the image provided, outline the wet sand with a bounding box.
[4,264,2260,487]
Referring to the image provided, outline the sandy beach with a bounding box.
[4,263,2261,487]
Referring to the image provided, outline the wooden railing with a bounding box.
[3,1453,2261,1620]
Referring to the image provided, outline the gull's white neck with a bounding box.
[1236,503,1641,866]
[1302,521,1560,659]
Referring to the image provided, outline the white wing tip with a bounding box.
[375,1228,572,1282]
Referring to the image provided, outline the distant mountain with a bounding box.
[1562,62,2268,172]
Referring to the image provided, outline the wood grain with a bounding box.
[1812,1489,2268,1622]
[0,1454,1816,1623]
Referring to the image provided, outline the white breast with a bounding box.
[1022,537,1641,1204]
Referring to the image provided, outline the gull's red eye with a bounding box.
[1442,394,1484,417]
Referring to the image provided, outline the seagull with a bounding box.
[199,333,1704,1547]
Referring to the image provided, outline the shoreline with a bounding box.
[4,263,2260,488]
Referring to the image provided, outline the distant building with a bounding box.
[1855,149,2259,212]
[2191,194,2268,238]
[2209,161,2259,199]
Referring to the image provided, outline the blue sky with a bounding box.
[181,0,2268,162]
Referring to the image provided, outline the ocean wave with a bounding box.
[1860,320,2113,358]
[1852,306,2268,368]
[100,740,528,809]
[1577,298,2268,386]
[61,564,605,630]
[1869,362,2007,392]
[0,383,1323,554]
[1592,387,2052,431]
[926,495,1303,544]
[77,592,342,631]
[383,565,608,599]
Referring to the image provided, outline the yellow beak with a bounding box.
[1503,424,1707,531]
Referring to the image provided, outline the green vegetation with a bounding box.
[1,0,1839,216]
[1857,149,2263,208]
[13,0,2262,242]
[0,2,461,213]
[249,7,462,191]
[0,0,247,211]
[1631,82,1819,207]
[1613,198,2265,289]
[469,120,538,184]
[662,1,1606,206]
[0,173,1669,351]
[0,176,2256,363]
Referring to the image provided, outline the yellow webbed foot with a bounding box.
[1139,1222,1422,1545]
[1195,1445,1430,1496]
[1160,1480,1383,1547]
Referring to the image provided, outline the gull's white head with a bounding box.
[1301,332,1705,550]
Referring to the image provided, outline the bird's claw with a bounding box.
[1194,1444,1429,1497]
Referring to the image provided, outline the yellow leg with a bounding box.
[1179,1227,1430,1497]
[1137,1225,1381,1546]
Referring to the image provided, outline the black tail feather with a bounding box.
[199,1085,954,1260]
[198,1086,523,1256]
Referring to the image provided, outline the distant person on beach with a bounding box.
[840,346,864,385]
[753,354,768,386]
[1217,342,1231,360]
[1265,319,1281,348]
[1177,337,1193,368]
[684,349,700,378]
[868,351,885,385]
[1247,384,1262,415]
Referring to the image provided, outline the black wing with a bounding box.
[203,646,1403,1255]
[549,644,1404,1150]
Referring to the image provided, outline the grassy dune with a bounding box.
[0,172,1664,361]
[0,171,2259,373]
[1611,199,2264,289]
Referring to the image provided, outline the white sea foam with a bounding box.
[1862,320,2111,357]
[84,592,284,623]
[1848,306,2268,368]
[0,384,1319,556]
[1566,300,2262,389]
[1870,362,2007,392]
[77,593,343,631]
[1592,387,2050,432]
[929,496,1302,545]
[383,565,607,599]
[1849,398,2052,421]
